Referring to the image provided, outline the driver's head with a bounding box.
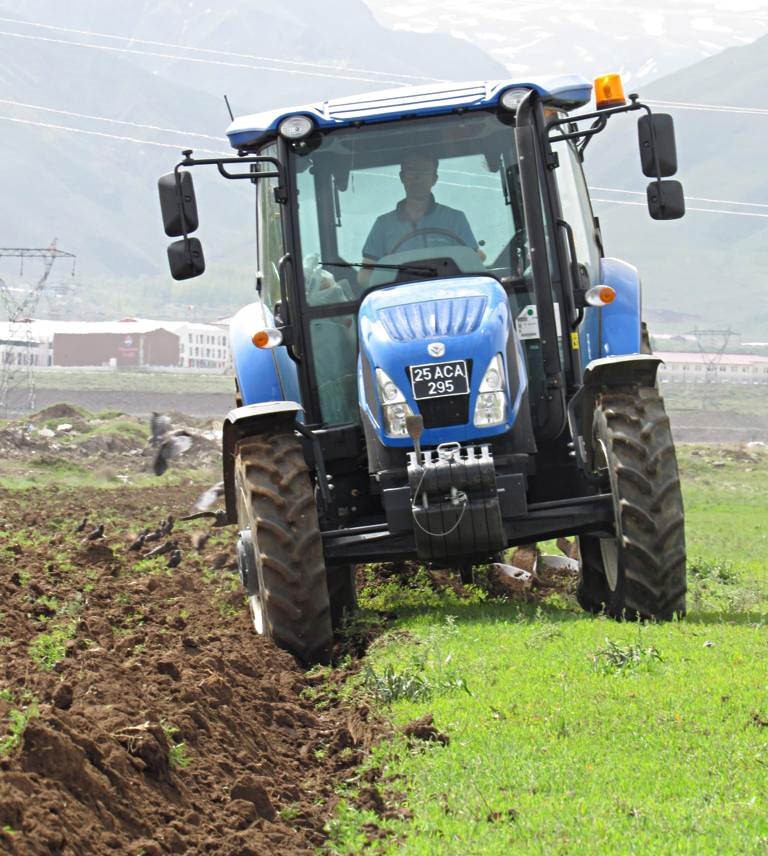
[400,152,438,202]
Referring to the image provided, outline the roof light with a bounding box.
[585,285,616,307]
[278,114,314,140]
[594,74,626,110]
[499,88,530,111]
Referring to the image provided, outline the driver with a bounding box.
[358,152,485,287]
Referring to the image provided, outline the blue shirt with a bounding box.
[362,195,479,261]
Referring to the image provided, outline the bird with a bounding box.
[149,413,196,476]
[153,430,193,476]
[144,539,177,559]
[193,481,225,513]
[82,524,104,543]
[191,531,209,551]
[178,509,229,527]
[75,516,89,533]
[159,514,175,536]
[128,528,150,551]
[143,528,164,544]
[167,549,182,569]
[149,412,172,448]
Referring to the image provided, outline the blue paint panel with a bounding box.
[229,302,301,407]
[358,276,527,447]
[579,257,641,364]
[226,76,592,147]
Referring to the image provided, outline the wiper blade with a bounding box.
[319,260,438,276]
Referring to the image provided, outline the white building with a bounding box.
[0,321,54,367]
[657,352,768,385]
[0,317,231,369]
[172,322,230,369]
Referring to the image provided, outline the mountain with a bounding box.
[582,33,768,338]
[0,0,507,296]
[363,0,768,87]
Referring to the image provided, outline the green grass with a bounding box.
[330,446,768,854]
[28,623,76,670]
[31,368,231,394]
[662,382,768,417]
[0,698,39,757]
[161,721,192,770]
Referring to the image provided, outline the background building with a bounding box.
[657,352,768,384]
[0,318,231,369]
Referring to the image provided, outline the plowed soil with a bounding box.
[0,481,375,856]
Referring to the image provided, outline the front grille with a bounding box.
[379,296,487,342]
[419,394,470,428]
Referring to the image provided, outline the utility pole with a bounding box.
[688,327,737,410]
[0,242,76,416]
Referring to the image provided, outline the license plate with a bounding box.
[410,360,469,400]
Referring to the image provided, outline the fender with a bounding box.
[575,354,663,474]
[579,258,641,364]
[222,401,302,524]
[229,301,301,405]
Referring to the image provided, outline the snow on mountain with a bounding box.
[364,0,768,85]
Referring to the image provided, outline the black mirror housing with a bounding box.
[647,180,685,220]
[158,171,199,237]
[167,238,206,280]
[638,114,678,177]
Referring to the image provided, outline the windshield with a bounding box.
[291,111,528,307]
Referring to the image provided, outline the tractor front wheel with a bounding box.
[234,430,333,664]
[577,385,686,620]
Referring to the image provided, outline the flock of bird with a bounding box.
[74,413,227,569]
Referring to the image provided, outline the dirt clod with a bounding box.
[230,777,276,820]
[401,713,449,745]
[52,683,74,710]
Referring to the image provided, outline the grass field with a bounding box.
[31,367,232,394]
[328,445,768,854]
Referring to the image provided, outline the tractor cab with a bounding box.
[158,75,688,664]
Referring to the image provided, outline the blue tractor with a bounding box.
[158,73,687,664]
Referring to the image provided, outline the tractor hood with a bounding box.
[358,276,528,447]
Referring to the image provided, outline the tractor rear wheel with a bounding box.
[234,429,333,664]
[577,384,686,620]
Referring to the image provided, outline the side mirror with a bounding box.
[638,114,678,177]
[167,238,205,280]
[647,180,685,220]
[158,171,199,237]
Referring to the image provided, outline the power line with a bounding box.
[0,113,229,156]
[0,98,224,141]
[589,186,768,210]
[645,98,768,117]
[0,14,440,82]
[590,197,768,218]
[0,29,412,86]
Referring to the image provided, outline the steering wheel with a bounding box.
[389,227,471,255]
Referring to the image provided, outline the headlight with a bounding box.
[474,354,506,427]
[278,114,314,140]
[375,368,413,437]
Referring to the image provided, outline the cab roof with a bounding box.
[226,75,592,149]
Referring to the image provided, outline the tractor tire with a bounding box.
[234,429,333,665]
[577,384,686,620]
[326,565,358,631]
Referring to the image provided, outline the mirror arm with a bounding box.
[547,94,649,147]
[177,149,289,196]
